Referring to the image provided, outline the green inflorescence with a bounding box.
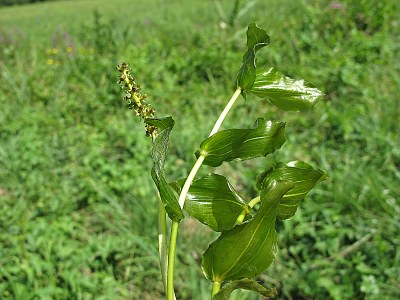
[116,62,157,138]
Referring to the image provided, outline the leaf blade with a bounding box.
[250,67,324,111]
[236,23,270,91]
[202,180,294,282]
[196,118,286,167]
[172,174,249,231]
[146,117,184,222]
[258,161,327,219]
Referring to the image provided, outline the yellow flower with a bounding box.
[66,46,73,53]
[46,48,58,55]
[47,59,54,65]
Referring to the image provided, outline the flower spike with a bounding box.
[116,62,157,138]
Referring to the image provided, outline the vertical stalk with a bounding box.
[178,155,205,208]
[167,221,179,300]
[209,88,242,137]
[166,88,242,299]
[158,197,168,290]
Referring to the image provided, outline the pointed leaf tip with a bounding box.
[236,23,270,92]
[245,23,270,53]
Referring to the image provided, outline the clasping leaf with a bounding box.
[202,180,294,283]
[172,174,249,232]
[257,161,327,220]
[213,278,277,300]
[146,117,184,222]
[196,118,285,167]
[249,67,324,111]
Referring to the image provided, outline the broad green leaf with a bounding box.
[249,67,324,111]
[236,23,270,92]
[202,180,294,282]
[172,174,249,232]
[257,161,327,220]
[196,118,285,167]
[145,117,184,222]
[213,278,277,300]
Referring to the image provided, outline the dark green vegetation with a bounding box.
[0,0,61,7]
[0,0,399,299]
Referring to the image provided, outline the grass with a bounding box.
[0,0,399,299]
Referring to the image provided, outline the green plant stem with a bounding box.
[166,88,242,300]
[209,88,242,136]
[177,87,242,210]
[211,281,222,297]
[178,155,206,208]
[153,138,176,299]
[158,197,168,290]
[248,196,261,208]
[235,196,260,224]
[167,221,179,300]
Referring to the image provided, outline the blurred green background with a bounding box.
[0,0,399,299]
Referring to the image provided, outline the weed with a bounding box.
[117,23,326,299]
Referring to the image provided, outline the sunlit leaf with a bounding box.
[196,118,285,167]
[249,67,324,111]
[257,161,327,220]
[172,174,249,232]
[213,278,277,300]
[145,117,184,222]
[237,23,270,92]
[202,180,294,282]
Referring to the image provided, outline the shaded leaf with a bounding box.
[145,117,184,222]
[257,161,327,220]
[202,180,294,282]
[172,174,249,232]
[249,67,324,111]
[213,278,277,300]
[196,118,285,167]
[237,23,270,92]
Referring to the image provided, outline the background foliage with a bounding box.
[0,0,62,7]
[0,0,399,299]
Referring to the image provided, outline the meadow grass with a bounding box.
[0,0,399,299]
